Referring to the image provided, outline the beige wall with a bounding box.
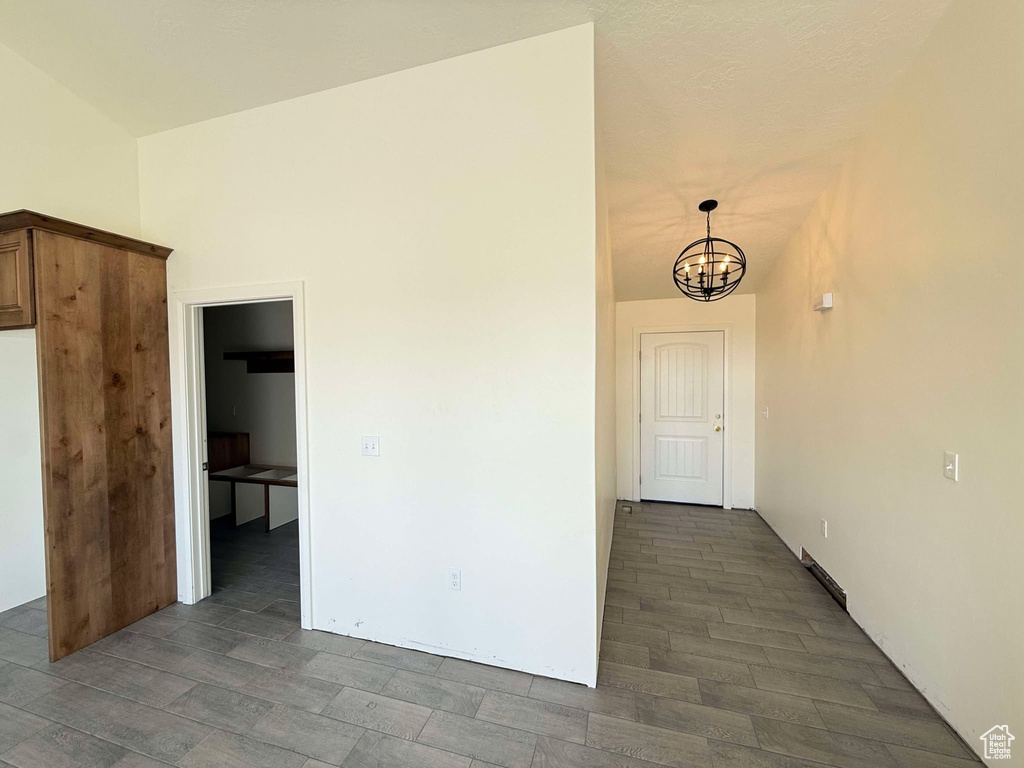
[755,0,1023,751]
[0,43,141,612]
[616,294,756,508]
[140,25,605,684]
[594,130,616,648]
[0,45,140,235]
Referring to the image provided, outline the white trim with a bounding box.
[170,281,312,630]
[631,324,734,509]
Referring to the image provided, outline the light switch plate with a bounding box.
[943,451,958,481]
[361,436,380,457]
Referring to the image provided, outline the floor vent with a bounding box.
[800,549,847,611]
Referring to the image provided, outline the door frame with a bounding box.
[170,281,312,629]
[631,324,733,509]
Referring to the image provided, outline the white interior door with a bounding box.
[186,304,212,600]
[197,307,210,550]
[640,331,725,505]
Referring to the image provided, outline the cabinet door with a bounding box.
[34,230,176,660]
[0,229,33,328]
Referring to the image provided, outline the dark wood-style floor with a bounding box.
[210,514,302,616]
[0,503,981,767]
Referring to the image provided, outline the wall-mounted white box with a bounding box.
[813,293,834,311]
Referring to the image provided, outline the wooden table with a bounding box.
[208,464,298,532]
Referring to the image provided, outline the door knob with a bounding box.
[714,425,722,432]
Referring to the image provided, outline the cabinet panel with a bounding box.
[0,229,34,328]
[33,230,176,660]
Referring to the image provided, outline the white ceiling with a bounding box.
[0,0,950,299]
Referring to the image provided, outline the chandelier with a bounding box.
[673,200,747,302]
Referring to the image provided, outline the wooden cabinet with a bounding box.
[0,229,33,328]
[0,210,176,661]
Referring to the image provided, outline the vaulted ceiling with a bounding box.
[0,0,950,298]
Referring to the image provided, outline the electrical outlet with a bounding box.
[943,451,958,481]
[361,436,380,457]
[448,568,461,591]
[820,518,828,539]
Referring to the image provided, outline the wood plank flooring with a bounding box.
[0,504,982,766]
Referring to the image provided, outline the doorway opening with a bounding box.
[203,301,300,621]
[175,282,311,628]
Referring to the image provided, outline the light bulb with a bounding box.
[699,256,706,264]
[720,263,727,272]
